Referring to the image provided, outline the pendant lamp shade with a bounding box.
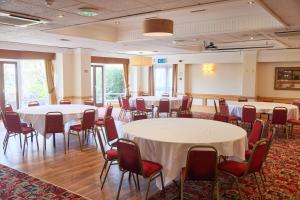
[143,18,174,37]
[130,56,152,67]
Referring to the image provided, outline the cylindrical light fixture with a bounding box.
[143,18,174,37]
[130,56,152,67]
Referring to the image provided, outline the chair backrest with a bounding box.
[4,104,13,112]
[118,96,123,108]
[242,105,256,123]
[248,120,263,145]
[121,97,130,110]
[177,112,193,118]
[104,105,113,118]
[133,113,147,121]
[59,99,71,104]
[238,97,248,102]
[104,116,119,143]
[45,112,64,133]
[158,98,170,113]
[213,113,229,123]
[187,96,193,111]
[83,100,94,106]
[219,104,229,116]
[4,111,22,133]
[117,139,143,174]
[213,100,218,114]
[271,107,287,125]
[81,109,95,130]
[28,101,40,107]
[185,146,218,181]
[161,93,170,97]
[136,98,146,112]
[0,110,8,129]
[97,127,107,159]
[292,100,300,112]
[181,96,189,111]
[246,139,268,174]
[218,98,226,106]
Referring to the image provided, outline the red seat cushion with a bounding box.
[287,119,300,124]
[95,119,104,126]
[70,124,82,131]
[106,149,118,160]
[21,122,28,127]
[142,160,162,177]
[21,126,35,134]
[218,160,246,177]
[245,150,252,160]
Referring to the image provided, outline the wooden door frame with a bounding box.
[91,65,104,107]
[0,61,19,111]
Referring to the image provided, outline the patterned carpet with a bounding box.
[0,164,87,200]
[149,128,300,200]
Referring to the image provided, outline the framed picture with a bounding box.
[274,67,300,90]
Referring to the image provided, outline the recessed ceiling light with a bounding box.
[60,38,70,41]
[248,1,255,5]
[250,36,254,40]
[57,14,64,18]
[115,21,120,24]
[78,7,99,17]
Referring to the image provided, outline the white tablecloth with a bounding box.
[123,118,247,186]
[18,105,98,136]
[129,96,181,110]
[228,102,299,120]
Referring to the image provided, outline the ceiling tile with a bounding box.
[151,0,198,10]
[19,0,81,9]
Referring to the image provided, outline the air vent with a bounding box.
[275,30,300,37]
[0,11,47,27]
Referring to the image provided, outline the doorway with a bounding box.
[91,65,104,107]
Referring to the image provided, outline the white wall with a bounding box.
[186,63,243,95]
[257,62,300,98]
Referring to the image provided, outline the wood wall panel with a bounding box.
[0,49,55,60]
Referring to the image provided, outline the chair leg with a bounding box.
[31,132,33,142]
[180,174,184,200]
[116,171,125,200]
[53,133,56,148]
[136,173,140,191]
[22,135,28,156]
[215,180,219,200]
[43,135,46,157]
[160,172,165,191]
[234,177,243,200]
[35,132,39,151]
[4,134,10,154]
[77,132,83,151]
[101,161,112,190]
[92,129,98,149]
[67,130,70,149]
[254,174,263,200]
[63,133,66,154]
[100,160,108,180]
[19,133,22,148]
[145,178,152,200]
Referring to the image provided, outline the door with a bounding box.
[0,61,19,111]
[91,65,104,107]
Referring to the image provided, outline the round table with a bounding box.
[228,102,299,119]
[129,96,181,110]
[18,104,98,136]
[124,118,247,186]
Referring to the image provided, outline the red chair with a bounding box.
[116,139,164,200]
[171,95,189,116]
[4,104,13,112]
[218,139,268,199]
[180,146,219,200]
[287,100,300,136]
[97,127,118,190]
[95,105,113,143]
[68,109,96,151]
[241,105,256,128]
[219,104,240,125]
[4,111,39,156]
[136,98,153,117]
[44,112,66,156]
[117,96,124,119]
[104,116,119,147]
[218,98,226,106]
[133,113,148,121]
[83,100,94,105]
[187,96,193,112]
[248,120,263,149]
[156,98,170,117]
[28,101,40,107]
[59,99,71,104]
[213,113,229,123]
[121,97,136,120]
[270,107,288,138]
[213,100,218,114]
[177,112,193,118]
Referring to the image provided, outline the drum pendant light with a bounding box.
[143,18,174,37]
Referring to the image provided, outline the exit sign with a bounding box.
[157,58,167,64]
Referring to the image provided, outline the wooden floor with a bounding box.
[0,120,159,200]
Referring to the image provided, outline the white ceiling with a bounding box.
[0,0,299,55]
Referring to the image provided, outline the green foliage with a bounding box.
[105,66,125,100]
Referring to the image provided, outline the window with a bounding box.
[104,64,125,101]
[154,65,173,96]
